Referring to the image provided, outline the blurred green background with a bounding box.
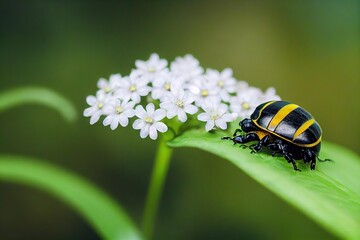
[0,0,359,239]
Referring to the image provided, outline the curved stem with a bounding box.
[141,136,173,239]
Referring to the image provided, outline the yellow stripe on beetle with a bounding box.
[267,104,298,131]
[254,101,275,121]
[292,118,315,141]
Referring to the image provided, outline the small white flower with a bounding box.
[135,53,168,82]
[260,87,281,102]
[188,76,220,107]
[83,91,109,125]
[160,85,198,122]
[198,101,235,131]
[205,68,237,102]
[132,103,168,140]
[230,87,263,119]
[115,70,152,103]
[97,74,122,95]
[170,54,204,82]
[102,99,135,130]
[151,74,185,100]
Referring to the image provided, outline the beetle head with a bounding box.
[239,119,257,132]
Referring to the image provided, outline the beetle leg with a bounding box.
[271,151,281,157]
[223,132,260,149]
[250,135,270,153]
[221,136,239,145]
[268,139,284,157]
[284,153,301,171]
[303,149,317,170]
[234,133,258,144]
[317,157,332,162]
[232,128,243,136]
[221,136,232,141]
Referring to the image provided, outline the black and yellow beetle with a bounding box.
[222,101,330,171]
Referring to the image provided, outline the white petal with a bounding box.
[197,113,209,122]
[205,121,215,132]
[220,91,230,102]
[150,53,160,61]
[166,110,177,119]
[110,119,119,130]
[177,110,187,122]
[158,59,168,69]
[97,78,108,89]
[103,115,113,126]
[215,119,227,130]
[221,68,233,78]
[188,85,200,95]
[140,126,149,138]
[124,109,135,118]
[153,109,166,121]
[137,86,152,96]
[184,94,195,104]
[90,112,101,125]
[149,125,158,140]
[118,115,129,127]
[221,113,235,122]
[131,94,141,103]
[218,103,229,114]
[153,77,165,87]
[184,104,198,114]
[152,89,163,99]
[124,101,136,109]
[154,122,168,133]
[177,88,185,99]
[102,104,114,115]
[146,103,155,115]
[205,68,218,78]
[86,96,97,106]
[130,69,142,80]
[135,60,147,70]
[133,119,146,129]
[160,101,174,110]
[83,107,96,117]
[135,105,147,118]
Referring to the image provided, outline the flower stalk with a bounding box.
[141,136,173,239]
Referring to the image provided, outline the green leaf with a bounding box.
[0,87,77,122]
[0,155,143,240]
[168,128,360,240]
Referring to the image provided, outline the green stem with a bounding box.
[141,136,173,239]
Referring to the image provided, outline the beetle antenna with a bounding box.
[316,156,332,162]
[221,136,233,141]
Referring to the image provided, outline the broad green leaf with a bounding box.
[0,87,76,121]
[0,156,143,240]
[168,129,360,240]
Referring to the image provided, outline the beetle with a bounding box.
[222,100,330,171]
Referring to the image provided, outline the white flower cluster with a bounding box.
[84,53,280,140]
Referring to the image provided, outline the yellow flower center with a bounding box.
[201,89,209,97]
[210,114,220,120]
[242,102,250,110]
[144,117,153,123]
[176,100,184,108]
[217,80,224,87]
[129,85,136,92]
[104,87,111,93]
[116,106,123,114]
[97,102,104,109]
[164,83,171,91]
[148,67,156,73]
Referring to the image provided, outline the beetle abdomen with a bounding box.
[251,101,322,148]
